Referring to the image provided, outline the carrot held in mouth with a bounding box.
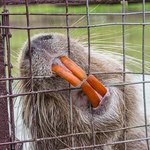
[81,81,101,108]
[60,56,87,81]
[52,64,81,87]
[52,55,107,108]
[86,75,107,97]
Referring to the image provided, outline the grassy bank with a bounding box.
[0,3,150,13]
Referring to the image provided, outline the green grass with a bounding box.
[128,3,150,11]
[1,3,150,13]
[0,4,65,13]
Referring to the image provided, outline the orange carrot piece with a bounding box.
[81,81,100,108]
[60,56,87,81]
[52,64,81,87]
[86,75,107,97]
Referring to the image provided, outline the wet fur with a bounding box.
[18,33,149,150]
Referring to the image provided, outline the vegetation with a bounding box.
[0,3,150,13]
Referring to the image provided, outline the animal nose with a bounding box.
[52,55,107,108]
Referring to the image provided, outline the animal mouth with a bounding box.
[52,56,107,108]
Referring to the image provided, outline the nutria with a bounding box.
[18,33,149,150]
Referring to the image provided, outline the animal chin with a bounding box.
[51,55,109,109]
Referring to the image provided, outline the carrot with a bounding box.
[86,75,107,97]
[52,64,81,87]
[81,81,100,108]
[60,56,87,81]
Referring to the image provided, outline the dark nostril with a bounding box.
[40,35,53,41]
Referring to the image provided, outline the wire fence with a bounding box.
[1,0,149,6]
[0,0,150,150]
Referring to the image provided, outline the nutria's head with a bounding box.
[18,33,140,149]
[19,33,94,110]
[19,33,87,88]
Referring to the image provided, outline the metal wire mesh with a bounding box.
[0,0,150,150]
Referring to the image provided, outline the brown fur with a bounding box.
[18,33,149,150]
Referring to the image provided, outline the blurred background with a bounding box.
[0,2,150,75]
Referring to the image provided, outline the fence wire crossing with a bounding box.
[0,0,150,150]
